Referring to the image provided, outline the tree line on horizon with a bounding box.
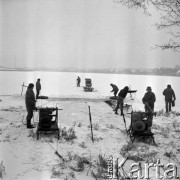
[0,65,180,76]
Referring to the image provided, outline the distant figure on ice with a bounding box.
[25,83,36,129]
[142,86,156,129]
[77,76,81,87]
[163,84,176,113]
[36,78,41,99]
[110,83,119,97]
[114,86,136,115]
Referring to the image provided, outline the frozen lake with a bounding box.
[0,71,179,111]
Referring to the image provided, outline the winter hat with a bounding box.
[124,86,129,90]
[146,86,152,91]
[28,83,34,89]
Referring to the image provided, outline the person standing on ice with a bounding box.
[25,83,36,129]
[36,78,41,100]
[163,84,176,113]
[114,86,136,115]
[142,86,156,129]
[77,76,81,87]
[110,83,119,97]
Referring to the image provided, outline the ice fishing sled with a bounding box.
[83,78,94,92]
[127,111,156,145]
[36,107,62,140]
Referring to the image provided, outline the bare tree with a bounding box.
[117,0,180,51]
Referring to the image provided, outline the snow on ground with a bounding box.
[0,95,180,180]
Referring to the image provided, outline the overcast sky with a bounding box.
[0,0,179,69]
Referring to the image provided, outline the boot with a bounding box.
[27,124,35,129]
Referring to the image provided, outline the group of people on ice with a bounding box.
[110,83,176,130]
[110,83,176,115]
[24,77,176,130]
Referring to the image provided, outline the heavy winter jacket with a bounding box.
[163,87,176,101]
[111,84,119,92]
[25,88,36,109]
[36,81,41,91]
[118,88,136,99]
[142,91,156,106]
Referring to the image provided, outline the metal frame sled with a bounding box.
[84,78,94,92]
[36,107,61,140]
[127,111,156,145]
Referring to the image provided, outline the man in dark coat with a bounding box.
[77,76,81,87]
[25,83,36,128]
[114,86,136,115]
[142,86,156,129]
[36,78,41,99]
[110,83,119,97]
[163,85,176,112]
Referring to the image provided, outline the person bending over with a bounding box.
[114,86,136,115]
[110,83,119,97]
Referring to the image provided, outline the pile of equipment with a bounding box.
[36,107,62,140]
[127,111,156,144]
[83,78,94,92]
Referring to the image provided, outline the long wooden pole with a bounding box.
[21,82,27,95]
[88,106,94,143]
[21,82,24,95]
[46,141,64,161]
